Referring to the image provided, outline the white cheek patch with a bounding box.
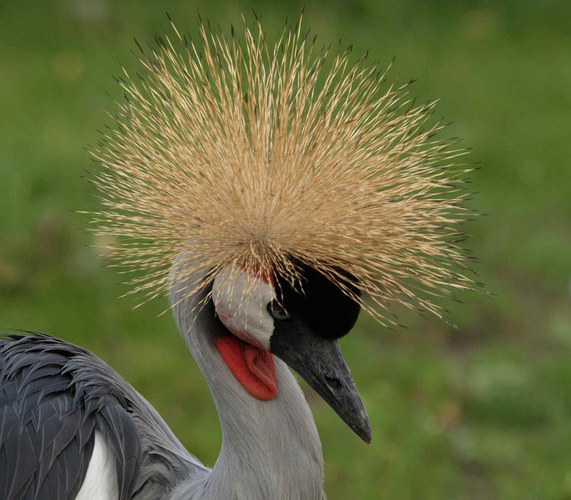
[212,267,276,350]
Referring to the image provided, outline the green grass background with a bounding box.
[1,1,571,498]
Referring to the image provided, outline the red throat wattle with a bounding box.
[215,335,278,400]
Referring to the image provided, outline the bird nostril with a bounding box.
[324,375,343,390]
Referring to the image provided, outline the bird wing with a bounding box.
[0,333,141,499]
[0,333,205,499]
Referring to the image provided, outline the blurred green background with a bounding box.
[1,1,571,498]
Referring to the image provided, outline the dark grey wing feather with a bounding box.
[0,370,94,499]
[0,334,142,499]
[96,401,142,498]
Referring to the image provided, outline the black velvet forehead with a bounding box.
[275,262,361,340]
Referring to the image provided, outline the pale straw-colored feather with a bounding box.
[90,17,478,325]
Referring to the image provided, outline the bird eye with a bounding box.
[268,300,291,321]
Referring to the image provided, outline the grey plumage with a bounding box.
[0,333,205,499]
[168,278,324,499]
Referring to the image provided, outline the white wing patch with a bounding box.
[76,430,118,500]
[212,267,276,350]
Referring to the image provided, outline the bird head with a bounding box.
[90,17,479,444]
[211,262,370,441]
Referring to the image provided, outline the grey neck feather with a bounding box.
[168,276,324,500]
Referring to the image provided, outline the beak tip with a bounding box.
[349,408,372,443]
[356,422,372,444]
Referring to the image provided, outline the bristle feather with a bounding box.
[90,17,479,325]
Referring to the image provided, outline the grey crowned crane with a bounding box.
[0,18,477,500]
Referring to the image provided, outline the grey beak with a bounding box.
[270,319,371,443]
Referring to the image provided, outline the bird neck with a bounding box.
[170,287,324,500]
